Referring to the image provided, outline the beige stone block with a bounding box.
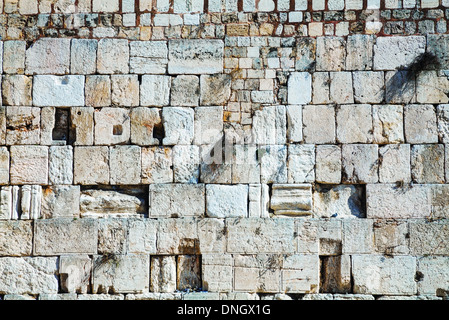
[97,39,129,74]
[411,144,445,184]
[379,144,411,183]
[303,105,335,144]
[404,104,438,144]
[59,255,92,294]
[130,107,162,146]
[85,75,111,107]
[70,107,94,145]
[150,255,176,293]
[73,146,109,185]
[94,108,130,145]
[6,106,40,145]
[10,146,48,185]
[373,104,404,144]
[141,147,173,184]
[2,75,32,106]
[315,145,341,184]
[0,221,32,256]
[337,104,373,143]
[111,75,139,106]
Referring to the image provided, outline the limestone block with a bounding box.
[353,71,385,103]
[270,184,312,216]
[150,255,176,293]
[34,218,97,255]
[71,39,97,74]
[73,146,109,185]
[427,34,449,69]
[379,144,411,183]
[206,184,248,218]
[345,34,373,70]
[48,146,73,185]
[19,185,42,220]
[252,105,286,145]
[287,72,312,105]
[130,108,161,146]
[316,37,346,71]
[130,41,168,74]
[373,104,404,144]
[157,218,199,254]
[85,75,111,107]
[3,40,25,74]
[0,221,32,256]
[149,184,205,218]
[97,219,128,254]
[92,254,149,294]
[227,218,295,254]
[33,75,85,107]
[313,185,364,218]
[286,105,302,143]
[342,219,374,254]
[385,71,416,104]
[0,257,58,294]
[319,255,351,294]
[80,189,145,218]
[366,184,431,219]
[260,145,287,184]
[336,104,373,143]
[177,255,201,291]
[97,39,129,74]
[70,107,94,145]
[127,219,157,254]
[411,144,445,184]
[140,75,171,106]
[404,104,438,144]
[0,107,5,145]
[25,38,71,74]
[295,38,316,72]
[41,185,80,218]
[59,255,92,294]
[303,105,335,144]
[111,75,139,107]
[312,72,330,104]
[0,147,9,185]
[416,71,449,104]
[410,220,449,255]
[287,144,315,183]
[417,257,449,295]
[92,0,119,12]
[352,255,417,295]
[200,74,231,106]
[172,145,200,183]
[194,106,223,145]
[141,147,173,184]
[10,146,48,185]
[168,39,223,74]
[198,218,226,253]
[94,108,130,145]
[437,104,449,143]
[109,146,141,185]
[2,75,32,106]
[342,144,378,184]
[316,220,343,255]
[201,254,233,292]
[232,144,260,184]
[6,106,40,145]
[316,145,341,184]
[374,220,410,255]
[329,72,354,104]
[171,75,199,107]
[374,36,426,70]
[162,107,194,145]
[279,256,320,294]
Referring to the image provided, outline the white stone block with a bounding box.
[206,184,248,218]
[374,36,426,70]
[33,75,85,107]
[287,144,315,183]
[71,39,97,74]
[25,38,71,75]
[97,39,129,74]
[288,72,312,105]
[94,108,130,145]
[49,146,73,185]
[110,146,141,185]
[162,107,194,145]
[140,75,171,107]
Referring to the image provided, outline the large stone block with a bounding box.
[329,72,354,104]
[97,219,128,254]
[373,104,404,144]
[111,75,139,107]
[130,41,168,74]
[379,144,411,183]
[295,38,316,72]
[168,39,223,74]
[25,38,71,74]
[201,254,233,292]
[140,75,171,107]
[336,104,373,143]
[127,219,157,254]
[94,108,130,145]
[404,104,438,144]
[342,144,378,184]
[130,107,161,146]
[0,221,32,256]
[282,254,320,293]
[150,255,176,293]
[109,146,141,185]
[316,37,346,71]
[374,220,410,255]
[73,146,109,185]
[33,75,85,107]
[49,146,73,185]
[97,39,129,74]
[373,36,426,70]
[177,255,201,291]
[200,74,231,106]
[286,105,303,143]
[10,146,48,185]
[252,105,286,145]
[59,255,92,294]
[85,75,111,107]
[287,144,315,183]
[302,105,336,144]
[315,145,341,184]
[194,106,223,145]
[3,41,25,74]
[70,107,94,145]
[141,147,173,184]
[353,71,384,103]
[71,39,97,74]
[270,184,312,216]
[409,220,449,255]
[260,145,287,184]
[411,144,445,184]
[343,219,374,254]
[2,75,32,106]
[172,145,200,183]
[162,107,194,145]
[416,256,449,296]
[287,72,312,105]
[34,218,98,255]
[206,184,248,218]
[0,147,9,185]
[346,34,373,70]
[313,184,364,219]
[41,185,80,218]
[171,75,199,107]
[6,106,40,145]
[157,218,199,254]
[416,71,449,104]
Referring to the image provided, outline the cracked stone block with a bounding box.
[140,75,171,107]
[286,105,302,143]
[177,255,201,291]
[404,104,438,144]
[34,218,97,255]
[416,71,449,104]
[288,72,312,105]
[110,146,141,185]
[71,39,97,74]
[373,36,426,70]
[373,104,404,144]
[168,39,223,74]
[260,145,287,184]
[270,184,312,216]
[337,104,373,143]
[0,257,59,294]
[416,256,449,296]
[0,221,32,256]
[130,41,168,74]
[252,105,286,145]
[73,146,109,185]
[194,106,223,145]
[70,107,94,145]
[287,144,315,183]
[94,108,130,145]
[374,220,410,255]
[198,218,226,253]
[172,145,200,183]
[25,38,71,74]
[2,75,32,106]
[227,218,295,254]
[111,75,139,107]
[202,254,233,292]
[303,105,335,144]
[149,184,205,218]
[346,34,373,70]
[353,71,385,103]
[150,255,176,293]
[10,146,48,185]
[33,75,85,107]
[411,144,445,184]
[49,146,73,185]
[206,184,248,218]
[316,145,341,184]
[97,39,129,74]
[171,75,199,107]
[142,147,173,184]
[92,254,149,294]
[316,37,346,71]
[200,74,231,106]
[313,185,364,218]
[85,75,111,107]
[128,219,157,254]
[385,71,416,104]
[162,107,194,145]
[352,255,417,295]
[342,144,378,184]
[343,219,374,254]
[157,218,199,254]
[379,144,411,183]
[6,106,40,145]
[3,41,25,74]
[41,185,80,219]
[59,255,92,294]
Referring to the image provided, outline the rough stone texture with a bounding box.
[416,256,449,296]
[373,36,426,70]
[0,221,32,256]
[140,75,171,107]
[111,75,140,107]
[162,107,194,145]
[97,39,129,74]
[6,106,40,145]
[49,146,73,185]
[94,108,131,145]
[2,75,32,106]
[342,144,378,184]
[303,105,335,144]
[10,146,48,185]
[252,105,286,145]
[270,184,313,216]
[288,72,312,105]
[379,144,411,183]
[109,146,141,185]
[150,255,176,293]
[287,144,315,183]
[315,145,341,184]
[200,74,231,106]
[41,186,80,219]
[25,38,71,74]
[336,104,373,143]
[130,107,161,146]
[313,185,364,218]
[71,39,97,74]
[353,71,385,103]
[372,104,404,144]
[316,37,346,71]
[73,146,109,185]
[59,255,92,294]
[404,104,438,144]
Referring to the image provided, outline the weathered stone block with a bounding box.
[385,70,416,104]
[252,105,286,145]
[94,108,130,145]
[336,104,373,143]
[287,144,315,183]
[59,255,92,294]
[379,144,411,183]
[194,106,223,145]
[315,145,341,184]
[71,39,97,74]
[342,144,378,184]
[270,184,312,216]
[162,107,194,145]
[282,254,320,293]
[416,71,449,104]
[109,146,141,185]
[111,75,139,107]
[177,255,201,291]
[0,147,9,186]
[6,106,40,145]
[404,104,438,144]
[141,147,173,184]
[232,144,260,184]
[287,72,312,105]
[320,255,351,294]
[2,75,32,106]
[409,220,449,255]
[329,72,354,104]
[25,38,71,74]
[49,146,73,185]
[286,105,302,143]
[411,144,445,184]
[70,107,94,146]
[130,41,168,74]
[295,38,316,72]
[97,219,128,254]
[172,145,200,183]
[127,219,157,254]
[3,41,25,74]
[41,185,80,218]
[343,219,374,254]
[346,34,373,70]
[73,146,109,185]
[373,104,404,144]
[206,184,248,218]
[200,74,231,106]
[10,146,48,185]
[312,72,330,104]
[85,75,111,107]
[374,220,410,255]
[373,36,426,70]
[140,75,171,107]
[316,37,346,71]
[417,256,449,296]
[0,221,32,256]
[150,255,176,293]
[201,254,233,292]
[313,185,364,218]
[97,39,129,74]
[171,75,199,107]
[260,145,287,184]
[157,218,199,254]
[33,75,85,107]
[353,71,385,103]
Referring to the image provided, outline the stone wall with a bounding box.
[0,0,448,301]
